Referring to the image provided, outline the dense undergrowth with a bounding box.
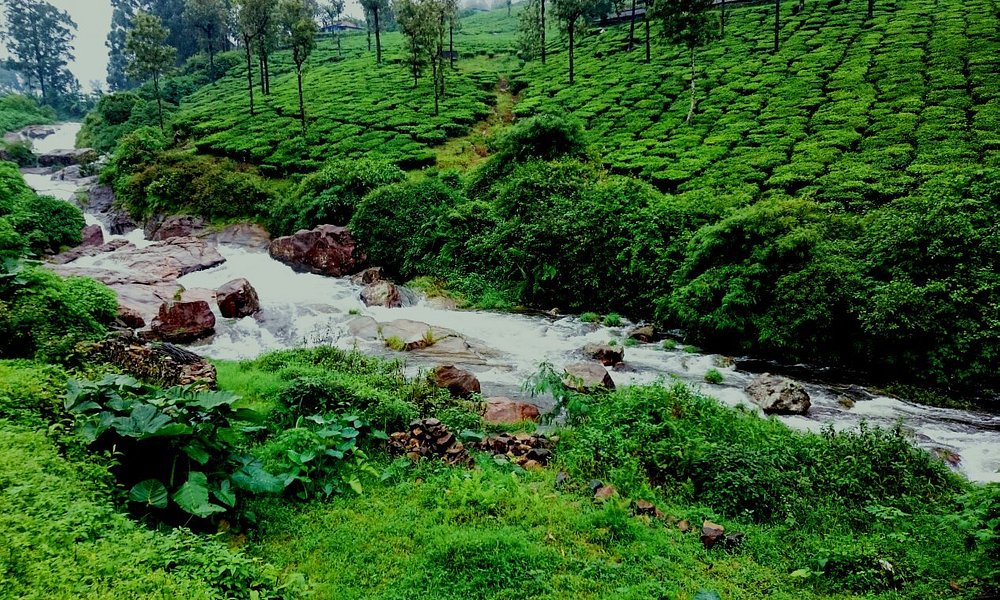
[1,344,996,598]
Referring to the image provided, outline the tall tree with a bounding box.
[395,0,431,87]
[359,0,391,64]
[106,0,144,91]
[551,0,599,84]
[517,0,543,60]
[654,0,717,123]
[322,0,346,56]
[1,0,79,106]
[184,0,229,82]
[235,0,257,115]
[277,0,317,131]
[125,11,176,130]
[149,0,201,62]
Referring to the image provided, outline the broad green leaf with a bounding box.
[213,479,237,507]
[129,479,169,509]
[183,441,211,465]
[348,479,363,494]
[172,471,226,518]
[184,390,240,411]
[231,460,286,494]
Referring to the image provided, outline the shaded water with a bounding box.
[23,123,1000,483]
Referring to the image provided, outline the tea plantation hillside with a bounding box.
[173,8,524,173]
[514,0,1000,207]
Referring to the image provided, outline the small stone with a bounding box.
[583,343,625,366]
[522,460,542,470]
[555,471,569,487]
[677,519,691,533]
[525,448,552,464]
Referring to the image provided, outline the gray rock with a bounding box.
[745,373,811,415]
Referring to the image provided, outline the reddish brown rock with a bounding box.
[432,364,481,398]
[483,397,541,424]
[701,520,725,549]
[360,281,403,308]
[216,278,260,318]
[117,305,146,329]
[268,225,362,277]
[350,267,385,285]
[150,300,216,342]
[628,325,656,342]
[583,343,624,366]
[563,362,615,392]
[80,224,104,247]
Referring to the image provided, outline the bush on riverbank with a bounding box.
[0,94,54,135]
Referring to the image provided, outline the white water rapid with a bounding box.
[21,123,1000,484]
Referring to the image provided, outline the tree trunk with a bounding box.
[508,0,511,16]
[450,20,455,68]
[687,47,696,123]
[367,24,371,51]
[628,0,637,49]
[568,19,575,84]
[720,0,726,36]
[374,8,382,64]
[264,49,271,95]
[154,74,164,131]
[798,0,804,13]
[774,0,781,53]
[432,57,439,115]
[297,64,305,132]
[644,8,650,63]
[412,40,419,87]
[244,39,255,116]
[867,0,874,19]
[540,0,546,64]
[259,55,266,93]
[208,38,216,82]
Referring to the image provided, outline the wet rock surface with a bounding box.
[433,364,481,398]
[216,278,261,318]
[268,225,361,276]
[745,373,812,415]
[145,214,206,241]
[483,397,541,424]
[563,362,616,392]
[149,300,216,342]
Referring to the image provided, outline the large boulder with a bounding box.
[745,373,811,415]
[80,224,104,247]
[351,267,384,286]
[583,343,624,366]
[563,362,615,392]
[37,148,97,168]
[86,184,115,212]
[198,223,271,249]
[216,278,260,318]
[268,225,362,276]
[628,325,656,342]
[149,300,216,342]
[483,397,541,424]
[145,214,206,241]
[360,281,403,308]
[433,365,481,398]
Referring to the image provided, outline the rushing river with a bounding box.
[22,123,1000,484]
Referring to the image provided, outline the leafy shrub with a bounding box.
[0,94,54,134]
[65,374,261,521]
[0,139,35,166]
[560,383,961,528]
[268,156,406,234]
[8,193,85,254]
[0,265,117,362]
[704,368,724,384]
[350,178,463,278]
[254,413,380,500]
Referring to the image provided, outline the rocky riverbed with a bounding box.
[21,122,1000,484]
